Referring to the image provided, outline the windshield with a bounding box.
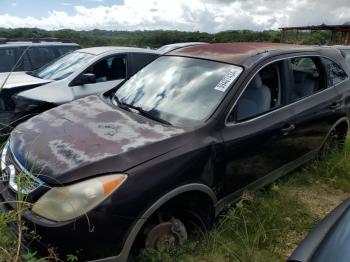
[33,51,95,80]
[115,56,242,127]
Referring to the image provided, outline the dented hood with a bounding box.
[9,95,185,184]
[0,72,52,89]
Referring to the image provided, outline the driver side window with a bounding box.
[85,55,127,83]
[228,61,282,122]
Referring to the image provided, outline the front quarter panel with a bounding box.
[16,80,74,104]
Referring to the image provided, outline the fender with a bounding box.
[90,183,217,262]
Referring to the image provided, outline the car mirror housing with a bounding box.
[71,73,96,86]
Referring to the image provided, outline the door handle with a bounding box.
[328,102,340,110]
[281,124,295,134]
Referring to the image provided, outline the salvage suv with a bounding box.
[1,43,350,261]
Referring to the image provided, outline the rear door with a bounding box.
[285,56,343,157]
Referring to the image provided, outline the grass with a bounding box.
[1,142,350,261]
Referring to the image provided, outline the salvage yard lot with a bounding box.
[1,143,350,262]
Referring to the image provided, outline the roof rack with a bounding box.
[0,37,73,44]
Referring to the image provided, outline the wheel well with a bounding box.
[131,190,215,253]
[145,191,215,231]
[334,121,348,140]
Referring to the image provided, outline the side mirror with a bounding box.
[72,73,96,86]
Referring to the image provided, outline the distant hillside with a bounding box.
[0,27,331,48]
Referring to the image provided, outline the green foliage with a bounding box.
[66,254,79,262]
[0,28,284,48]
[22,251,38,262]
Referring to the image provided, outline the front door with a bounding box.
[72,55,127,99]
[220,59,301,198]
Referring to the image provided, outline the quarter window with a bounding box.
[230,61,282,122]
[321,57,348,86]
[288,57,324,103]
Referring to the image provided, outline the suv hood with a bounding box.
[9,95,185,184]
[0,72,52,89]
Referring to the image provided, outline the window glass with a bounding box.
[85,55,127,83]
[56,46,79,56]
[231,62,282,122]
[115,56,242,127]
[289,57,324,103]
[321,57,348,86]
[34,51,94,80]
[342,50,350,67]
[0,48,17,72]
[27,47,56,69]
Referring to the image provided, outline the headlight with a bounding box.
[32,174,127,222]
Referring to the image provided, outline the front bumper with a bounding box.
[0,187,137,262]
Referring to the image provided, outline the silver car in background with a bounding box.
[0,46,159,137]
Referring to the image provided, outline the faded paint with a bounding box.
[167,42,307,65]
[9,95,184,182]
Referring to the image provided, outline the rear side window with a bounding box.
[27,47,56,69]
[0,48,17,72]
[342,50,350,67]
[288,57,325,103]
[129,53,159,75]
[321,57,348,86]
[56,46,79,56]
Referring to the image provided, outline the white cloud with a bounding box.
[0,0,350,32]
[11,2,17,7]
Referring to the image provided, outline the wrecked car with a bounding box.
[0,46,159,137]
[1,43,350,261]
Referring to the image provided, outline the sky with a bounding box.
[0,0,350,32]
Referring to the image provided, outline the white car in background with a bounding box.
[0,46,159,136]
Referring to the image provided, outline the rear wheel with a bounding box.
[320,124,347,157]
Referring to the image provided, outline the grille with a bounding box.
[1,142,44,194]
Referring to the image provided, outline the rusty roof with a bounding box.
[166,42,310,66]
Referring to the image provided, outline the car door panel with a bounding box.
[220,105,299,197]
[287,87,340,155]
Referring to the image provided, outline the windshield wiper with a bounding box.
[113,95,172,126]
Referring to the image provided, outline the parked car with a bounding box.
[288,197,350,262]
[1,43,350,261]
[0,46,159,137]
[157,42,207,53]
[0,38,80,73]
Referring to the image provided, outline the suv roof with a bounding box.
[80,46,160,56]
[0,38,79,47]
[157,42,207,54]
[167,42,323,66]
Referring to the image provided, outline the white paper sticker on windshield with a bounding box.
[214,68,241,92]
